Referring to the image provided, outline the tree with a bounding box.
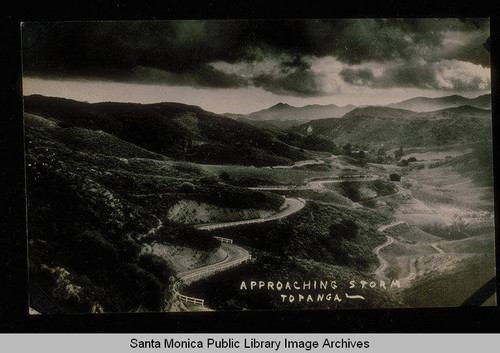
[179,182,195,193]
[343,143,352,155]
[390,173,401,181]
[395,146,404,160]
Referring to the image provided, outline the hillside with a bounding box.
[24,93,494,312]
[341,106,414,119]
[184,200,399,310]
[24,95,308,166]
[413,105,492,119]
[291,105,492,149]
[225,102,357,122]
[24,108,287,313]
[387,94,491,112]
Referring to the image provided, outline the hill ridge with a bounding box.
[23,95,309,167]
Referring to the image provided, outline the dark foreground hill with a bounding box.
[24,95,308,166]
[291,105,492,149]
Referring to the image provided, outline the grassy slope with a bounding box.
[402,252,495,308]
[403,141,494,212]
[366,143,496,308]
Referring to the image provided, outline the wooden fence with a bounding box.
[175,255,253,306]
[177,293,205,306]
[214,236,233,244]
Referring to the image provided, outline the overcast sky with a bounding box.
[22,19,491,114]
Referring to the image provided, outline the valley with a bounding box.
[24,94,495,313]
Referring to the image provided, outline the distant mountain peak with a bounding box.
[270,102,292,110]
[235,101,358,122]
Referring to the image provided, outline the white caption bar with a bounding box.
[1,334,499,352]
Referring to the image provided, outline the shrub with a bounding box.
[395,146,404,159]
[389,173,401,181]
[372,179,396,196]
[179,182,195,193]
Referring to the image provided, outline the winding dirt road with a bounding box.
[177,243,250,283]
[195,197,306,231]
[171,195,307,309]
[374,221,424,285]
[166,171,383,309]
[374,221,405,279]
[373,235,395,279]
[378,220,405,233]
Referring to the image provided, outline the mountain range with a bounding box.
[225,94,491,123]
[224,102,357,122]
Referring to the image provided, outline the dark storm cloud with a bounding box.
[381,65,439,89]
[280,56,311,73]
[23,21,244,75]
[252,69,325,97]
[22,19,490,95]
[341,65,437,89]
[339,68,375,86]
[294,18,488,65]
[337,61,489,91]
[443,34,491,67]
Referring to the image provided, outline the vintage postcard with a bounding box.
[22,19,495,313]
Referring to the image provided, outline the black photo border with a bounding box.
[1,0,498,333]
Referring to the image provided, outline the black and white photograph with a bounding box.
[21,19,495,314]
